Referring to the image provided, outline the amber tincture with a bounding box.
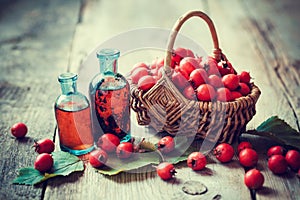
[89,49,131,142]
[55,72,94,155]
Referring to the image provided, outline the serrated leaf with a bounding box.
[13,151,84,185]
[96,151,160,175]
[246,116,300,150]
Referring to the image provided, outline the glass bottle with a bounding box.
[89,49,131,143]
[55,72,94,155]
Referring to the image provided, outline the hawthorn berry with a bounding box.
[216,87,232,102]
[189,68,208,88]
[239,71,251,84]
[267,146,285,157]
[268,154,288,174]
[285,150,300,171]
[244,169,264,190]
[187,152,206,171]
[237,82,250,96]
[157,136,175,154]
[237,141,252,154]
[214,143,234,163]
[156,162,176,181]
[138,75,156,91]
[196,84,216,101]
[116,142,134,159]
[34,153,54,173]
[33,138,55,154]
[11,122,28,138]
[89,149,108,168]
[239,148,258,168]
[97,133,120,153]
[222,74,240,91]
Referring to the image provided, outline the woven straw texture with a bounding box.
[129,10,261,144]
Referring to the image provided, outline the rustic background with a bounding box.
[0,0,299,199]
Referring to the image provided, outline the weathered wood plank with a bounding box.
[0,0,81,199]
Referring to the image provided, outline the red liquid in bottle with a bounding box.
[94,76,130,139]
[55,106,94,150]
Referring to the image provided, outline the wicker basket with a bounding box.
[129,10,261,144]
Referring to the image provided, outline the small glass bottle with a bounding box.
[89,49,131,143]
[55,72,94,155]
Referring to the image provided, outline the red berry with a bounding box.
[208,74,223,88]
[239,148,258,168]
[216,87,232,102]
[137,75,156,91]
[217,61,234,76]
[239,71,251,84]
[172,71,189,90]
[34,153,54,173]
[130,62,149,74]
[285,150,300,171]
[157,136,175,154]
[222,74,240,91]
[189,68,208,88]
[267,146,285,157]
[214,143,234,163]
[237,141,252,154]
[156,162,176,180]
[268,155,288,174]
[11,122,28,138]
[203,56,219,76]
[97,133,120,153]
[33,138,55,154]
[196,84,216,101]
[116,142,134,159]
[182,85,196,100]
[179,57,199,76]
[187,152,207,171]
[131,67,149,84]
[89,149,108,168]
[244,169,264,190]
[231,91,243,100]
[237,83,250,96]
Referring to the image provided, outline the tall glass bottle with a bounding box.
[89,49,131,143]
[55,72,94,155]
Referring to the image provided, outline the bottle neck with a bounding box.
[97,49,120,75]
[58,73,78,95]
[60,81,77,95]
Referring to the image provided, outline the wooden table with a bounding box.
[0,0,299,199]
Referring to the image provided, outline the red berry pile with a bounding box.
[128,47,252,102]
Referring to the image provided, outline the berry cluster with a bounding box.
[89,133,135,168]
[129,47,252,102]
[10,122,56,173]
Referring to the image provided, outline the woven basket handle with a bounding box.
[164,10,225,76]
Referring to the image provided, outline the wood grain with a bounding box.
[0,0,299,199]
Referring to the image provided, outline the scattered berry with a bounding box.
[267,146,285,157]
[244,169,264,190]
[156,162,176,181]
[33,138,55,154]
[285,150,300,171]
[97,133,120,153]
[116,142,134,159]
[34,153,54,173]
[237,141,252,154]
[239,148,258,168]
[187,152,207,171]
[11,122,28,138]
[157,136,175,154]
[268,155,288,174]
[89,149,108,168]
[214,143,234,163]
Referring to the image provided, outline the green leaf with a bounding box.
[246,116,300,150]
[96,151,160,175]
[13,151,84,185]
